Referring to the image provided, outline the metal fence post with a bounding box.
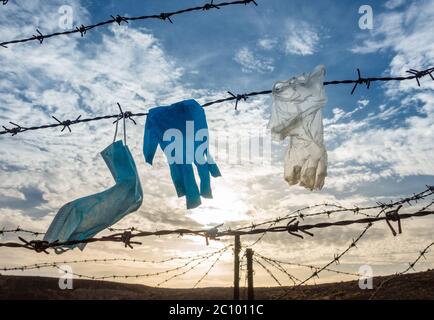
[246,248,254,300]
[234,235,241,300]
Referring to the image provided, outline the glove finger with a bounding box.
[285,165,302,186]
[314,154,327,190]
[300,157,319,191]
[284,147,303,186]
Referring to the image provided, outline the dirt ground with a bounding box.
[1,270,434,300]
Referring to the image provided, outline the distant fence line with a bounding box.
[1,186,433,296]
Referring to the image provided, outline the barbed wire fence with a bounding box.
[1,186,434,298]
[0,246,230,272]
[0,227,44,237]
[1,0,434,300]
[1,67,433,137]
[0,0,258,48]
[368,241,434,299]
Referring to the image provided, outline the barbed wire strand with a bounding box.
[0,246,230,272]
[3,190,431,243]
[192,248,228,288]
[1,208,433,253]
[255,254,301,285]
[233,193,433,250]
[234,187,434,232]
[275,222,373,300]
[0,227,44,237]
[101,192,433,251]
[255,252,359,278]
[1,67,433,137]
[156,248,225,287]
[369,241,434,300]
[54,247,227,281]
[0,0,258,48]
[254,257,283,287]
[274,194,415,299]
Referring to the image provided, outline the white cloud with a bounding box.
[257,37,278,50]
[357,99,370,107]
[330,0,434,190]
[284,21,319,56]
[384,0,406,10]
[233,47,274,73]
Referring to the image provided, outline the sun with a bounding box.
[188,184,251,228]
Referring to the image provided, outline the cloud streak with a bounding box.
[233,47,274,73]
[284,21,319,56]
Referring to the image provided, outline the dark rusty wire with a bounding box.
[1,208,433,253]
[1,67,433,136]
[217,209,434,238]
[262,258,301,285]
[0,247,229,272]
[192,247,228,288]
[0,226,44,237]
[369,241,434,300]
[52,246,230,281]
[256,255,301,285]
[274,194,429,299]
[1,187,432,254]
[0,0,258,48]
[156,246,231,287]
[255,252,359,278]
[234,187,434,232]
[275,222,374,300]
[254,257,283,287]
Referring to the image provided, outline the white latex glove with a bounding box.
[284,137,327,190]
[268,65,328,191]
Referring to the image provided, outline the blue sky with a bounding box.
[0,0,433,288]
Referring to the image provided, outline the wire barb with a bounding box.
[286,218,314,239]
[2,121,26,136]
[351,68,371,95]
[227,91,248,110]
[18,237,50,254]
[204,223,223,245]
[159,13,174,24]
[203,0,220,10]
[52,115,82,133]
[113,103,137,125]
[76,25,88,37]
[32,29,44,44]
[110,15,128,25]
[244,0,258,5]
[406,68,434,86]
[384,205,403,236]
[120,231,141,248]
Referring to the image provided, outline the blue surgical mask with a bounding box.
[43,140,143,251]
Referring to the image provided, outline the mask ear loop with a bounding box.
[123,110,127,145]
[113,117,120,143]
[113,103,128,145]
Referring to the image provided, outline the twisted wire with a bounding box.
[0,1,258,48]
[1,68,433,136]
[369,241,434,299]
[192,248,228,288]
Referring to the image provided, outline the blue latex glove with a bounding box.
[143,99,221,209]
